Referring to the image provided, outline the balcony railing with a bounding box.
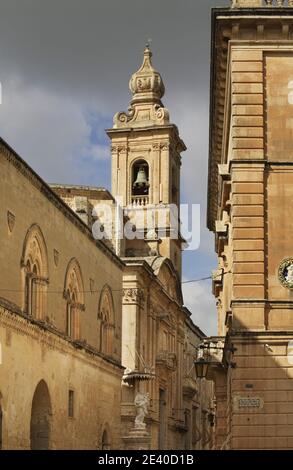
[232,0,293,7]
[131,195,149,206]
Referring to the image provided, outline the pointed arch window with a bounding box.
[31,264,39,316]
[21,225,49,319]
[64,259,84,340]
[98,286,115,356]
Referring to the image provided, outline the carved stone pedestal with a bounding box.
[123,429,151,450]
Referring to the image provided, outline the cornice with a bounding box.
[208,11,230,232]
[230,330,293,338]
[231,299,293,308]
[0,297,124,372]
[106,124,186,152]
[207,7,293,232]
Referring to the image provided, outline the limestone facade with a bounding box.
[0,142,124,449]
[208,2,293,449]
[0,46,214,449]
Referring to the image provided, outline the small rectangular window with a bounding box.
[68,390,74,418]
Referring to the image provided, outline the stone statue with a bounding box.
[134,392,150,430]
[285,264,293,283]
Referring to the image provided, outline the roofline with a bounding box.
[50,184,115,201]
[184,313,207,339]
[0,296,124,371]
[106,123,178,134]
[121,257,156,278]
[0,136,124,269]
[207,8,218,231]
[106,124,187,151]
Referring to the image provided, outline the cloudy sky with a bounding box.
[0,0,229,335]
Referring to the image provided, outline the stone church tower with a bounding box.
[105,47,214,450]
[208,1,293,450]
[107,45,186,277]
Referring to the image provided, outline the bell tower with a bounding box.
[107,46,186,276]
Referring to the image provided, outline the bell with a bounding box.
[133,165,149,188]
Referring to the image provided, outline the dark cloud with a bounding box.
[0,0,229,334]
[0,0,227,105]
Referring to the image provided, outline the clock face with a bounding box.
[278,258,293,289]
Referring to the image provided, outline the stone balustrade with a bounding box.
[131,195,149,206]
[232,0,293,7]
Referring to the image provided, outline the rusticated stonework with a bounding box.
[208,5,293,450]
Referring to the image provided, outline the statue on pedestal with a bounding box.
[134,392,150,430]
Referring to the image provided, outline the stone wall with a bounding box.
[0,143,124,449]
[209,8,293,449]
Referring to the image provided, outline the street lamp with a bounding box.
[194,357,210,379]
[194,342,237,380]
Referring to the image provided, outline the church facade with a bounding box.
[0,46,214,450]
[208,1,293,450]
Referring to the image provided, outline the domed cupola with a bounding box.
[113,45,170,128]
[129,44,165,105]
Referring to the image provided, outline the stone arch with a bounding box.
[131,157,150,205]
[30,380,52,450]
[63,258,85,340]
[98,285,115,355]
[21,224,49,318]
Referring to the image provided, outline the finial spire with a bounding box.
[146,38,152,49]
[113,46,169,129]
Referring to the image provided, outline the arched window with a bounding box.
[64,259,84,340]
[66,289,76,338]
[31,264,39,315]
[131,159,149,205]
[25,260,31,313]
[21,225,49,319]
[98,285,115,355]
